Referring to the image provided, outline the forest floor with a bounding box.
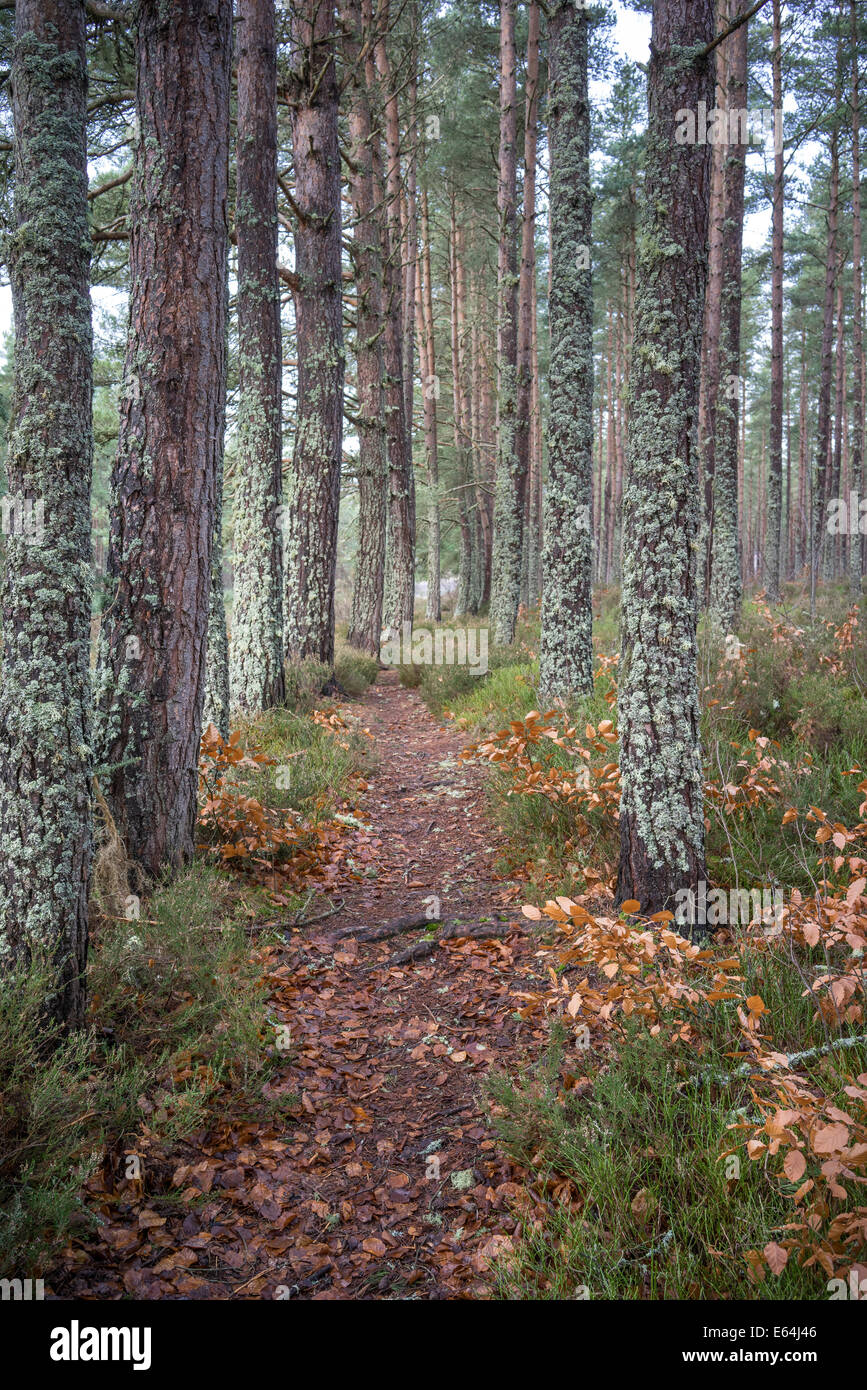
[52,671,552,1301]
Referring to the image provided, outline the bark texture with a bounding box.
[94,0,232,884]
[490,0,521,645]
[344,0,387,655]
[616,0,714,916]
[230,0,285,709]
[709,0,747,629]
[0,0,93,1026]
[539,0,594,701]
[283,0,344,665]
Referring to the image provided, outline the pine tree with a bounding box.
[230,0,285,709]
[616,0,714,916]
[94,0,233,882]
[283,0,344,665]
[539,0,594,701]
[0,0,93,1025]
[344,0,388,656]
[489,0,521,645]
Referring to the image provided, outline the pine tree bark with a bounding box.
[230,0,285,707]
[490,0,521,645]
[204,447,231,738]
[514,0,540,615]
[94,0,232,885]
[0,0,93,1025]
[850,0,865,596]
[765,0,784,602]
[283,0,344,664]
[539,0,593,700]
[616,0,714,917]
[375,4,415,637]
[710,0,747,629]
[419,182,441,621]
[812,119,839,612]
[698,1,726,603]
[344,0,387,655]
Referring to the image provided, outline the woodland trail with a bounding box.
[55,673,549,1301]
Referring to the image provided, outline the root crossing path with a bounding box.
[56,672,548,1301]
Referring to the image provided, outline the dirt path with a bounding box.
[56,674,546,1301]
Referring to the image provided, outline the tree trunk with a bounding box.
[850,0,865,597]
[204,448,231,739]
[418,182,440,621]
[344,0,387,655]
[490,0,521,645]
[0,0,93,1026]
[95,0,232,886]
[812,119,840,611]
[766,0,784,601]
[709,0,747,630]
[539,0,593,700]
[514,0,540,617]
[375,4,415,636]
[230,0,285,708]
[616,0,714,917]
[283,0,344,665]
[698,0,726,603]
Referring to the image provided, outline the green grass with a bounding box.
[441,585,867,1300]
[488,1006,866,1301]
[1,674,376,1279]
[0,864,275,1275]
[238,703,374,821]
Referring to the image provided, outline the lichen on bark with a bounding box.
[615,0,714,917]
[539,0,594,702]
[0,1,94,1026]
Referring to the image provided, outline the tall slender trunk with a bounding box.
[0,0,93,1025]
[450,196,472,617]
[376,4,415,635]
[812,116,840,611]
[284,0,344,664]
[616,0,714,917]
[709,0,747,630]
[826,264,845,578]
[95,0,232,885]
[698,0,727,603]
[527,269,543,608]
[850,0,865,596]
[204,448,230,739]
[797,321,808,573]
[539,0,593,700]
[490,0,521,644]
[513,0,540,619]
[402,15,418,440]
[419,182,440,621]
[230,0,285,708]
[766,0,784,601]
[344,0,387,654]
